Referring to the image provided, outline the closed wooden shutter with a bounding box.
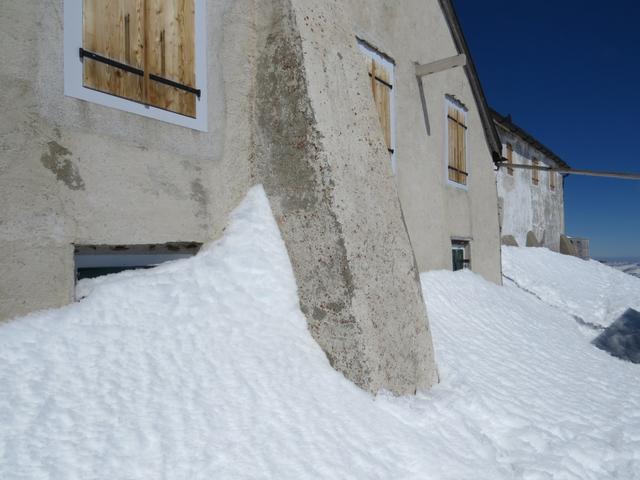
[549,170,556,190]
[369,59,393,154]
[506,143,514,175]
[532,159,539,185]
[83,0,145,103]
[447,106,467,185]
[145,0,196,117]
[82,0,196,118]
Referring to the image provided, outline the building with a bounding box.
[1,0,503,394]
[492,110,569,251]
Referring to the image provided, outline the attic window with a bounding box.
[64,0,207,130]
[446,98,468,186]
[358,39,397,174]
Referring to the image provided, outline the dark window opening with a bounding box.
[74,243,201,281]
[452,240,471,272]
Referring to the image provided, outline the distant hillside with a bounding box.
[600,260,640,279]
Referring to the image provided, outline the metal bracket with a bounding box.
[415,54,467,77]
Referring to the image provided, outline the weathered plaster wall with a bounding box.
[0,0,255,320]
[340,0,503,284]
[253,0,437,395]
[495,129,565,251]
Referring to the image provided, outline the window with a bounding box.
[451,240,471,271]
[549,169,556,190]
[532,158,539,185]
[446,100,468,186]
[64,0,207,130]
[358,40,396,174]
[506,143,514,175]
[74,243,200,283]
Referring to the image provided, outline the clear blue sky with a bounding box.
[454,0,640,260]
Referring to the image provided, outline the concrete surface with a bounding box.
[254,0,438,395]
[0,0,255,320]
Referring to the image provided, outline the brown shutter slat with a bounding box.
[83,0,144,103]
[448,107,456,182]
[506,143,514,175]
[146,0,196,117]
[532,159,539,185]
[458,116,466,185]
[368,59,392,152]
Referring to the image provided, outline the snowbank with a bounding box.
[2,189,639,479]
[605,261,640,280]
[502,246,640,328]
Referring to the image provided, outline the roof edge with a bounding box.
[491,109,571,169]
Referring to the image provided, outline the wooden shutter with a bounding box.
[506,143,514,175]
[83,0,196,118]
[83,0,145,103]
[145,0,196,117]
[447,106,467,185]
[532,159,539,185]
[369,59,392,153]
[550,170,556,190]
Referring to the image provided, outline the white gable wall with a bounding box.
[496,128,565,250]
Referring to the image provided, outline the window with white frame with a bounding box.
[64,0,207,130]
[358,39,397,174]
[446,98,468,186]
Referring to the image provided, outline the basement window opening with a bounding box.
[74,243,201,283]
[451,239,471,272]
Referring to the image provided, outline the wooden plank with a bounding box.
[506,143,514,175]
[458,118,466,185]
[448,112,456,182]
[415,54,467,77]
[369,59,392,153]
[146,0,196,117]
[83,0,144,103]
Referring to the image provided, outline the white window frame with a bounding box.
[63,0,208,131]
[444,96,469,190]
[357,39,397,175]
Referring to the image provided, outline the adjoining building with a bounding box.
[1,0,504,394]
[492,110,571,252]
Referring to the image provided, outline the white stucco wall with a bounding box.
[341,0,503,284]
[495,128,565,250]
[0,0,256,320]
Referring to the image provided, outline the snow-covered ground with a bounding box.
[1,187,639,479]
[503,246,640,328]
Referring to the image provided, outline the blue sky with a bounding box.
[454,0,640,259]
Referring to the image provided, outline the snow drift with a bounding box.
[1,187,640,479]
[502,246,640,328]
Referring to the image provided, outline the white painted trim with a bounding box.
[443,96,469,191]
[64,0,208,131]
[357,39,397,175]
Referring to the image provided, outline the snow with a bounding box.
[2,188,640,479]
[502,246,640,328]
[604,261,640,280]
